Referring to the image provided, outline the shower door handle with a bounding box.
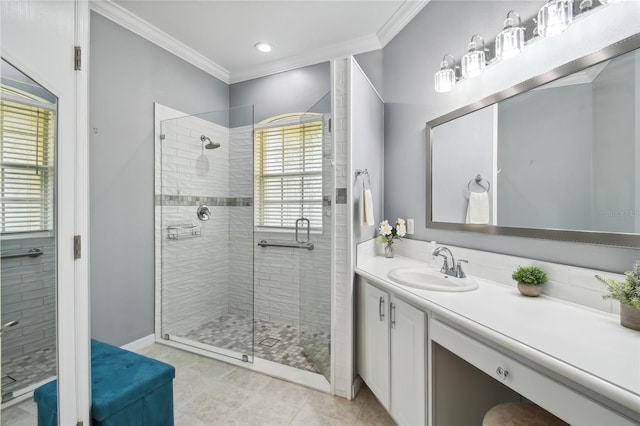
[295,218,310,243]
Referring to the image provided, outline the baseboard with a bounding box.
[120,334,155,351]
[352,374,364,398]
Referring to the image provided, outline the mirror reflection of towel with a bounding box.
[466,192,489,224]
[362,188,375,227]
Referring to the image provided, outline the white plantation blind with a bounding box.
[255,117,323,230]
[0,98,55,233]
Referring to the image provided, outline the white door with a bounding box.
[357,279,390,409]
[390,296,426,426]
[0,1,90,424]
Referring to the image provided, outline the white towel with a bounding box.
[362,188,375,227]
[466,191,490,224]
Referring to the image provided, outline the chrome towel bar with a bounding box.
[257,239,314,250]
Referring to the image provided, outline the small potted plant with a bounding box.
[512,266,547,297]
[595,260,640,331]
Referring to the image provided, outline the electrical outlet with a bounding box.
[406,218,415,234]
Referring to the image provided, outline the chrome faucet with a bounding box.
[432,246,468,278]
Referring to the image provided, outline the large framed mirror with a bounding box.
[426,33,640,248]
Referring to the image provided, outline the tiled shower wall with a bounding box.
[228,125,254,319]
[1,236,56,359]
[155,104,232,336]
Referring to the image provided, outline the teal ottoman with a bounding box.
[34,339,175,426]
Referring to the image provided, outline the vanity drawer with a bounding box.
[431,319,634,425]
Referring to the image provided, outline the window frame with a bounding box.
[0,90,56,235]
[254,113,324,233]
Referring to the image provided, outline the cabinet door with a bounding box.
[391,296,426,426]
[357,279,390,409]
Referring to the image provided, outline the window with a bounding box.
[255,114,323,231]
[0,92,55,234]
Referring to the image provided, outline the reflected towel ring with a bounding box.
[466,174,490,198]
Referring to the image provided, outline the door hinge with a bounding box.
[74,235,81,260]
[74,46,82,71]
[77,422,84,426]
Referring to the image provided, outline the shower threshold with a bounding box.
[159,334,330,394]
[164,334,253,364]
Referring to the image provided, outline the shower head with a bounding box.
[200,135,221,150]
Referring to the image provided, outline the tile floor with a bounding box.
[1,343,396,426]
[183,314,330,377]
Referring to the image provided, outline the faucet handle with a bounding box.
[456,259,468,278]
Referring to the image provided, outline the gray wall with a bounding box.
[89,12,229,345]
[352,60,385,244]
[230,62,330,122]
[354,50,384,96]
[382,0,640,273]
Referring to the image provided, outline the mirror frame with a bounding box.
[426,32,640,248]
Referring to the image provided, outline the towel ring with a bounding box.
[355,169,371,189]
[466,174,490,197]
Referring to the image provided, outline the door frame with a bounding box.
[0,0,91,424]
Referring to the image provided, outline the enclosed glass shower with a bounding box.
[156,94,331,382]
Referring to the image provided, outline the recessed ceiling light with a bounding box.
[255,42,273,53]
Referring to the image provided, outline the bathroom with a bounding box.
[1,0,639,424]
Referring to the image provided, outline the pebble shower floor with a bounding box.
[183,313,330,376]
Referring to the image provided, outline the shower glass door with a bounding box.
[158,105,255,362]
[0,59,58,403]
[299,92,332,382]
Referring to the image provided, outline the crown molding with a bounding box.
[89,0,230,84]
[230,34,382,84]
[89,0,424,85]
[377,0,429,47]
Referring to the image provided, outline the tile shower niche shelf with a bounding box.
[167,224,201,240]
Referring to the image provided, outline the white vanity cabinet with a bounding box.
[431,319,636,425]
[357,277,426,425]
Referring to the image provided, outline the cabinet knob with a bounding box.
[496,366,509,380]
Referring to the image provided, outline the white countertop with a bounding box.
[355,255,640,415]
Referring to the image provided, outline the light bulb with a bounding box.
[537,0,573,38]
[434,55,456,93]
[496,11,525,60]
[461,35,486,79]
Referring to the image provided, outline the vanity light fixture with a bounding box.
[495,11,525,60]
[434,54,457,93]
[254,42,273,53]
[434,0,610,94]
[537,0,574,38]
[461,35,486,79]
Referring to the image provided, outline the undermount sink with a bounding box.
[387,267,479,292]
